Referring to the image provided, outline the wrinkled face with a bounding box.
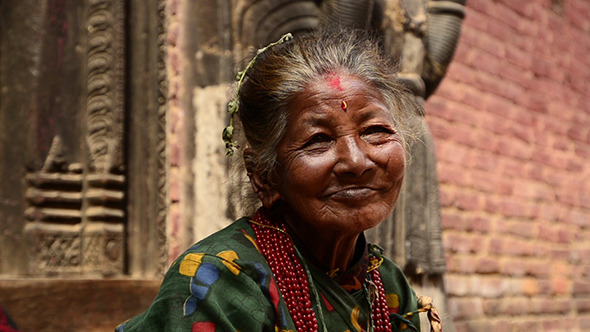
[271,71,406,236]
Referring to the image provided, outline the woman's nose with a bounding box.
[333,137,374,177]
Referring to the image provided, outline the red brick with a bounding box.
[499,199,528,219]
[522,92,549,113]
[484,276,515,296]
[550,248,571,261]
[574,145,590,159]
[538,224,558,242]
[496,138,532,160]
[551,277,570,295]
[501,258,527,277]
[447,255,478,274]
[538,280,552,295]
[437,162,470,187]
[465,216,492,233]
[501,158,526,178]
[567,0,590,31]
[525,260,551,278]
[450,124,476,147]
[445,233,482,254]
[483,195,502,213]
[476,257,500,274]
[582,318,590,330]
[444,275,471,297]
[530,298,572,315]
[508,320,542,332]
[522,278,539,296]
[493,178,514,196]
[441,214,463,232]
[448,298,484,320]
[484,297,530,316]
[470,171,497,193]
[488,238,503,255]
[469,50,503,77]
[455,191,482,211]
[573,282,590,297]
[515,15,539,37]
[557,228,573,243]
[499,0,535,18]
[570,211,590,228]
[438,187,455,208]
[426,118,450,141]
[541,318,577,332]
[504,221,536,239]
[578,299,590,314]
[464,320,494,332]
[474,71,509,98]
[445,62,477,86]
[452,322,468,332]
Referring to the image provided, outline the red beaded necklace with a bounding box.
[250,208,393,332]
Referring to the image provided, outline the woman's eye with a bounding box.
[302,133,332,150]
[362,126,395,144]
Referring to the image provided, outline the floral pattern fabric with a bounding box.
[116,218,420,332]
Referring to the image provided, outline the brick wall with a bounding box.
[425,0,590,331]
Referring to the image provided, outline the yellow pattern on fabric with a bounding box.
[217,250,241,275]
[243,232,260,252]
[179,253,205,276]
[386,293,400,309]
[341,276,362,292]
[350,306,362,332]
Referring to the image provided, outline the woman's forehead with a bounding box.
[285,75,391,124]
[293,72,385,108]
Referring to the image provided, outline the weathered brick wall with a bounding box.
[425,0,590,331]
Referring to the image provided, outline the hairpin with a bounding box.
[222,33,294,156]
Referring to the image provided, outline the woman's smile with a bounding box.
[326,186,377,201]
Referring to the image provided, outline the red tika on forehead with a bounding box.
[327,73,344,91]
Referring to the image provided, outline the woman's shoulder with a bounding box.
[116,217,279,331]
[182,217,259,256]
[170,217,266,277]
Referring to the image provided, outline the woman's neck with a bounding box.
[284,215,362,273]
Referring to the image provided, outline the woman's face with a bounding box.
[270,71,406,236]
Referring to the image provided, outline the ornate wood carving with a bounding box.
[23,0,127,276]
[86,0,125,173]
[156,0,169,274]
[234,0,320,50]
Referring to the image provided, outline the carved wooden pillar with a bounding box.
[1,0,168,278]
[16,0,126,276]
[126,0,169,277]
[0,0,167,328]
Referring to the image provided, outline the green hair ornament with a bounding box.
[222,32,294,156]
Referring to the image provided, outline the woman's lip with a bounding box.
[324,187,377,200]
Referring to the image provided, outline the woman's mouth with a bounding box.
[326,187,377,200]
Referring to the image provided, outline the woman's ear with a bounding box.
[243,148,281,208]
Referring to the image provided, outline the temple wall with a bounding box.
[426,0,590,330]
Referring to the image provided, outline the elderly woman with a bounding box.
[117,27,437,332]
